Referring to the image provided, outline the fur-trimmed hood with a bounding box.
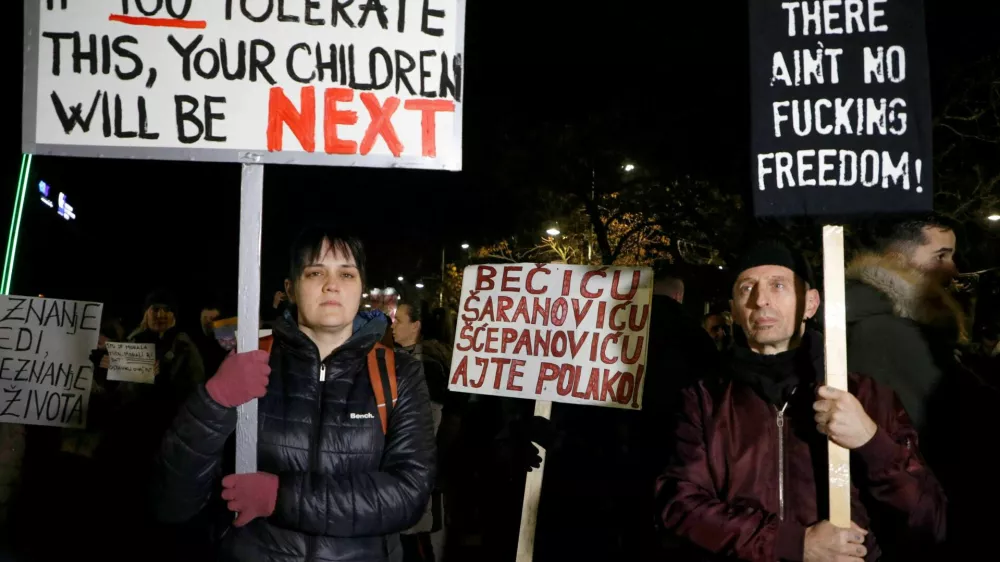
[845,252,967,343]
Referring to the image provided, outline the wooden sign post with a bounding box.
[22,1,467,474]
[749,0,934,528]
[821,226,851,527]
[515,399,552,562]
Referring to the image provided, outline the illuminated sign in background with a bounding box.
[38,180,75,220]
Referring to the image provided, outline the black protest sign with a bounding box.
[0,296,103,428]
[749,0,933,217]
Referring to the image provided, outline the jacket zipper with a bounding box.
[775,388,796,522]
[776,402,788,521]
[310,364,326,468]
[305,362,327,562]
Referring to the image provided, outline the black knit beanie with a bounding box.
[144,288,178,313]
[729,240,815,292]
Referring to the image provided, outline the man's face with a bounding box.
[907,227,957,286]
[289,240,363,334]
[731,265,820,354]
[392,304,420,347]
[703,314,727,347]
[200,308,220,335]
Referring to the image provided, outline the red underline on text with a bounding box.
[108,14,207,29]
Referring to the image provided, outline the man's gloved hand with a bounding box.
[507,416,561,473]
[522,415,560,450]
[221,472,279,527]
[521,442,543,472]
[205,350,272,408]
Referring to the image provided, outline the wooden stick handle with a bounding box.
[822,225,851,528]
[515,400,553,562]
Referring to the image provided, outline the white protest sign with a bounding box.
[24,0,466,170]
[0,295,103,428]
[106,341,156,384]
[449,264,654,409]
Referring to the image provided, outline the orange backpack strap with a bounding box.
[367,343,398,434]
[258,335,274,354]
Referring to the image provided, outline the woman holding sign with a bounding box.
[152,227,436,562]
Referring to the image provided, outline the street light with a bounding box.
[397,276,404,282]
[988,214,1000,222]
[415,282,425,289]
[623,163,635,172]
[461,243,470,249]
[546,227,560,236]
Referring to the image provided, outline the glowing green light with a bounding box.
[2,154,33,295]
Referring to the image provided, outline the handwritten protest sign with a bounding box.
[0,295,103,428]
[449,264,653,409]
[750,0,932,216]
[23,0,466,170]
[106,341,156,384]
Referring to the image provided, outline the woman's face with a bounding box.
[145,305,176,334]
[290,240,363,335]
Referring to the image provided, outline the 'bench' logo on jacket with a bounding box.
[351,413,375,420]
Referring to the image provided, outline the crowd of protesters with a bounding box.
[0,214,996,562]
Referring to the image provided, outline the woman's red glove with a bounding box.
[205,350,271,408]
[221,472,279,527]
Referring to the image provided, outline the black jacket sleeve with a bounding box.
[151,384,237,523]
[271,358,437,537]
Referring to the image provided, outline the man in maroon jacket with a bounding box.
[655,240,946,562]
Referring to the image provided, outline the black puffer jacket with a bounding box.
[152,310,436,562]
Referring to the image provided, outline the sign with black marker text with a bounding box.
[23,0,465,170]
[749,0,932,217]
[449,264,653,409]
[0,295,103,428]
[106,341,156,384]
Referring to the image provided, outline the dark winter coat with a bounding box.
[844,253,967,434]
[846,254,999,557]
[152,310,436,562]
[656,334,946,561]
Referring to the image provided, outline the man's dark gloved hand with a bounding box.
[506,416,563,473]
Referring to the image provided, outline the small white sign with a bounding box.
[106,342,156,384]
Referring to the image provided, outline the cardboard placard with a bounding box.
[449,264,654,409]
[23,0,466,170]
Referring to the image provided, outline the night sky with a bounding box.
[2,0,997,328]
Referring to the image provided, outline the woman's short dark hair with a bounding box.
[288,226,367,287]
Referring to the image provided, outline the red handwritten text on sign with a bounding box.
[449,264,654,409]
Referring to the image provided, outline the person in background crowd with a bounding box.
[273,289,288,319]
[152,227,436,562]
[91,290,206,561]
[844,215,995,556]
[702,311,729,351]
[845,215,963,434]
[640,268,723,558]
[393,302,458,562]
[194,300,228,376]
[11,315,129,561]
[124,290,207,411]
[964,320,999,382]
[657,240,946,562]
